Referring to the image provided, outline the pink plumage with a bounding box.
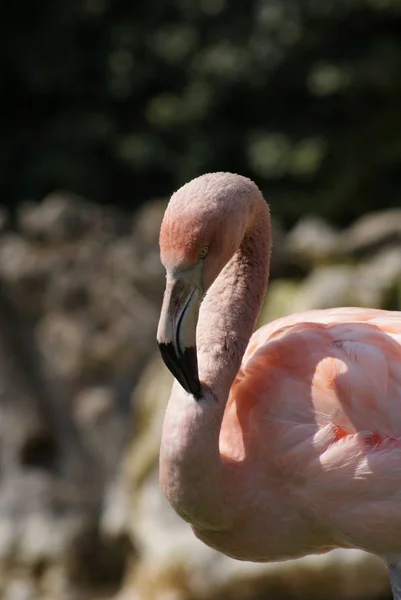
[156,172,401,599]
[224,308,401,559]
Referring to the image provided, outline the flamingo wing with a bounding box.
[225,307,401,555]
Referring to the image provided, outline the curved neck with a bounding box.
[160,193,271,529]
[197,200,271,402]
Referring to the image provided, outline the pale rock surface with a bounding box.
[340,209,401,257]
[262,245,401,319]
[0,192,166,599]
[18,193,97,242]
[286,215,340,265]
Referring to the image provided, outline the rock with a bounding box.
[126,354,172,490]
[0,193,168,598]
[65,524,131,592]
[73,386,116,428]
[0,234,55,316]
[132,198,167,251]
[286,215,340,265]
[285,246,401,315]
[289,265,355,313]
[73,386,129,484]
[103,237,164,304]
[37,312,88,379]
[100,473,132,543]
[0,470,91,570]
[45,269,91,313]
[340,208,401,257]
[18,193,97,242]
[266,218,309,280]
[40,566,83,600]
[2,578,37,600]
[358,245,401,309]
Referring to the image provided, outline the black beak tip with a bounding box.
[158,341,202,399]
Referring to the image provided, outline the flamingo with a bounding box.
[156,172,401,600]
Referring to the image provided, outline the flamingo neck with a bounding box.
[160,193,271,530]
[197,202,271,401]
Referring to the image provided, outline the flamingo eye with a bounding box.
[199,246,209,259]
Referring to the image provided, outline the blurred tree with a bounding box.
[1,0,401,226]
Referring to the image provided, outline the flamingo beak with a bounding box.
[157,275,202,399]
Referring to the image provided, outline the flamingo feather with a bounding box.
[156,172,401,599]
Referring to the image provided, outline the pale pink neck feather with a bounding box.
[197,203,271,400]
[160,192,271,530]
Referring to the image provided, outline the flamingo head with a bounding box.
[156,172,253,398]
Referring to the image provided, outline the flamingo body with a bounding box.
[156,172,401,598]
[212,307,401,561]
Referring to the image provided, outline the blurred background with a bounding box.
[0,0,400,598]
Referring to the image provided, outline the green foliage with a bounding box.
[2,0,401,226]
